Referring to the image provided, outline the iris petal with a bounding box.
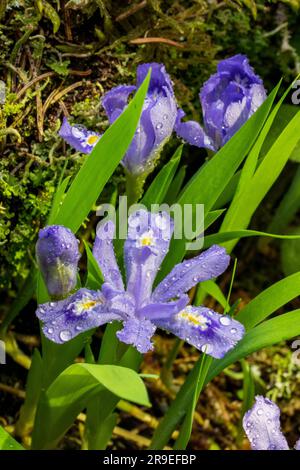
[59,118,101,154]
[37,288,121,344]
[153,245,230,302]
[124,210,174,306]
[137,295,189,321]
[101,85,136,124]
[243,396,289,450]
[93,220,124,291]
[116,317,156,353]
[136,63,174,96]
[175,109,215,150]
[154,306,245,359]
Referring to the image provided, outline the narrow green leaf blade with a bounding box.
[221,108,300,251]
[84,240,104,289]
[0,426,24,450]
[236,271,300,329]
[32,364,149,449]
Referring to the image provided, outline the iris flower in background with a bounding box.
[243,395,300,450]
[59,63,178,176]
[36,225,80,298]
[175,54,267,151]
[36,210,245,358]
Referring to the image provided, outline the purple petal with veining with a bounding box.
[36,288,121,344]
[93,220,124,291]
[153,245,230,302]
[116,317,156,353]
[59,117,101,154]
[243,396,289,450]
[154,306,245,358]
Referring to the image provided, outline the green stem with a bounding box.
[83,323,142,450]
[160,338,183,389]
[267,164,300,234]
[125,170,147,206]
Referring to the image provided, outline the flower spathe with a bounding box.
[175,54,267,151]
[36,210,245,358]
[59,63,178,176]
[243,395,300,450]
[36,225,81,298]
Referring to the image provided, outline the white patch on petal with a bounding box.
[215,99,224,111]
[250,84,266,114]
[177,306,209,330]
[72,127,85,139]
[69,295,103,316]
[224,97,247,128]
[136,229,155,248]
[204,135,213,147]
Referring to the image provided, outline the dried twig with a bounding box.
[116,1,147,22]
[129,37,184,48]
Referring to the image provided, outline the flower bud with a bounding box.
[36,225,80,298]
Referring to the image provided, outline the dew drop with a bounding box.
[230,328,237,334]
[155,213,168,230]
[59,330,72,342]
[219,316,231,326]
[257,408,263,416]
[47,327,54,334]
[201,343,213,354]
[156,122,163,130]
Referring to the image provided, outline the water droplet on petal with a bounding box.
[156,122,163,130]
[47,327,54,334]
[257,408,263,416]
[219,316,231,326]
[59,330,72,342]
[201,343,213,354]
[230,328,237,334]
[155,213,168,230]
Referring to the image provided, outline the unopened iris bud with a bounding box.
[36,225,80,298]
[175,54,267,151]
